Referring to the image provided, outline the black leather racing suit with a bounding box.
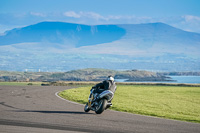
[93,80,117,94]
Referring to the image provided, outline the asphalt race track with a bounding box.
[0,86,200,133]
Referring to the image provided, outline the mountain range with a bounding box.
[0,22,126,47]
[0,21,200,72]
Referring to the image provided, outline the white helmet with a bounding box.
[107,76,114,81]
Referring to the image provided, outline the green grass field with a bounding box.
[59,85,200,123]
[0,82,43,86]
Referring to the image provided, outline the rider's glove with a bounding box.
[90,87,95,91]
[92,86,96,89]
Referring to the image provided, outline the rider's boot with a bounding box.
[105,102,112,110]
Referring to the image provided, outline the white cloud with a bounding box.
[1,11,200,33]
[82,11,105,20]
[63,11,81,18]
[30,12,46,17]
[183,15,200,22]
[64,11,81,18]
[171,15,200,33]
[63,11,105,20]
[62,11,154,24]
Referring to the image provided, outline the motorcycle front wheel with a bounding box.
[84,103,90,112]
[95,99,107,114]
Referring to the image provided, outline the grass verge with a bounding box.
[0,82,43,86]
[59,85,200,123]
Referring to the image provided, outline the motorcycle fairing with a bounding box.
[99,90,114,101]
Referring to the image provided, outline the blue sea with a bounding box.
[167,76,200,84]
[115,76,200,84]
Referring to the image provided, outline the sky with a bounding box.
[0,0,200,33]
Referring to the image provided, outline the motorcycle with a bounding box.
[84,88,114,114]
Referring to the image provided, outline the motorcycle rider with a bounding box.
[92,75,117,107]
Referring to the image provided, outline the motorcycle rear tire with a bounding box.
[95,99,107,114]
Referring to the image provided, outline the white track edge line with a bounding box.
[55,91,84,106]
